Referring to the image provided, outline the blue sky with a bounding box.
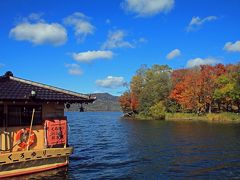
[0,0,240,95]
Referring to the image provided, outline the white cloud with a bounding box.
[122,0,174,17]
[186,57,220,68]
[17,13,45,23]
[224,40,240,52]
[187,16,218,31]
[28,13,44,21]
[63,12,94,42]
[65,63,83,75]
[101,30,133,49]
[72,50,113,62]
[96,76,125,89]
[166,49,181,59]
[9,20,67,45]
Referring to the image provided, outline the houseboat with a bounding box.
[0,71,96,178]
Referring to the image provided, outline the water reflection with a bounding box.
[6,112,240,179]
[5,167,68,180]
[124,120,240,179]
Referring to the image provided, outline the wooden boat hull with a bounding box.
[0,147,73,178]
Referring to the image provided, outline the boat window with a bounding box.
[7,105,42,126]
[0,105,3,127]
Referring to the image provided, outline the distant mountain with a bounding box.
[66,93,121,112]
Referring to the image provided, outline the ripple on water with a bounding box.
[11,112,240,179]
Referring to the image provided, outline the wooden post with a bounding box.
[27,108,35,151]
[3,104,7,151]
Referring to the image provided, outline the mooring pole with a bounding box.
[27,108,35,151]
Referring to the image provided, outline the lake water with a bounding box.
[12,112,240,179]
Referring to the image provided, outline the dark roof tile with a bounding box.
[0,72,96,103]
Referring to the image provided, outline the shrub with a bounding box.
[149,101,166,120]
[165,99,181,113]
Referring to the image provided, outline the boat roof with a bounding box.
[0,71,96,103]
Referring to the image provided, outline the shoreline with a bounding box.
[122,112,240,123]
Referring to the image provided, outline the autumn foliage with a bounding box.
[119,63,240,117]
[170,64,227,113]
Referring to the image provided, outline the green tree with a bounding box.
[214,64,240,112]
[138,65,172,115]
[165,99,181,113]
[214,75,234,111]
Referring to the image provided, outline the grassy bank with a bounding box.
[166,112,240,123]
[125,112,240,123]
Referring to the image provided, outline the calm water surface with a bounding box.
[15,112,240,179]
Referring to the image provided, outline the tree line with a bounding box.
[119,63,240,119]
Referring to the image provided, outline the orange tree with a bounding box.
[170,64,226,113]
